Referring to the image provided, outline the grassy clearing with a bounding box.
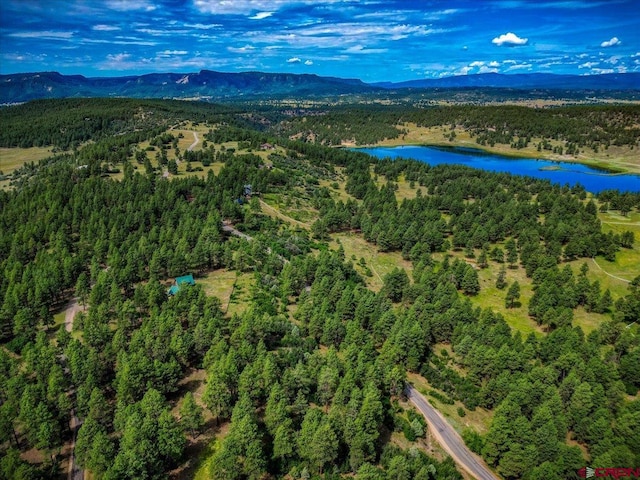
[198,269,254,316]
[0,146,54,173]
[407,372,494,436]
[331,232,413,292]
[198,269,237,311]
[260,193,317,226]
[375,123,640,174]
[226,273,254,317]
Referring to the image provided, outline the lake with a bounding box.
[357,145,640,193]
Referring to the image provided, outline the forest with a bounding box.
[1,98,639,480]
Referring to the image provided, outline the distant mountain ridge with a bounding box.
[373,72,640,90]
[2,70,639,103]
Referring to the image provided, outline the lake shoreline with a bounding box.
[348,140,635,175]
[353,144,640,193]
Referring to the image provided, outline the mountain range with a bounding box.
[2,70,639,103]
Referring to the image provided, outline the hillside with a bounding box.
[1,99,639,480]
[0,70,379,103]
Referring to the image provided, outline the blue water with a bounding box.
[357,145,640,193]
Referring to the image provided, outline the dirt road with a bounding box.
[61,298,84,480]
[187,131,199,151]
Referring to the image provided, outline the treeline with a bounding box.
[269,104,640,151]
[272,106,405,146]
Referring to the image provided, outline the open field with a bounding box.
[331,232,413,292]
[375,123,640,174]
[0,146,54,173]
[0,146,56,188]
[197,269,254,315]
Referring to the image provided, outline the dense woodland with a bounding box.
[1,99,640,480]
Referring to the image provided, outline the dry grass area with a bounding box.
[0,146,54,173]
[376,123,640,174]
[0,146,56,188]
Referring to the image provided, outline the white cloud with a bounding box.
[469,61,485,67]
[578,62,598,69]
[227,45,255,53]
[488,61,500,67]
[590,68,615,74]
[304,60,313,65]
[632,52,640,58]
[478,66,499,74]
[287,57,301,63]
[600,37,620,48]
[106,0,156,11]
[81,37,158,46]
[9,30,74,39]
[250,11,273,20]
[93,25,120,31]
[106,53,132,63]
[344,45,388,54]
[492,32,528,47]
[158,50,189,56]
[184,23,222,30]
[505,63,532,71]
[193,0,337,15]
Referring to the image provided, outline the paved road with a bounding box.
[405,385,500,480]
[68,409,83,480]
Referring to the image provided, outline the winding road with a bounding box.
[405,385,500,480]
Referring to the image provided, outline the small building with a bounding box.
[167,274,195,295]
[260,143,275,150]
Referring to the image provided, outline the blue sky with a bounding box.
[1,0,639,82]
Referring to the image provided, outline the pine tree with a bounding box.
[506,281,521,308]
[496,266,507,290]
[180,392,204,437]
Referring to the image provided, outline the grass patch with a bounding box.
[191,440,219,480]
[0,146,54,173]
[259,195,315,227]
[331,232,413,291]
[197,269,246,314]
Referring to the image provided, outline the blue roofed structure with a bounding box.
[167,274,195,295]
[176,274,195,286]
